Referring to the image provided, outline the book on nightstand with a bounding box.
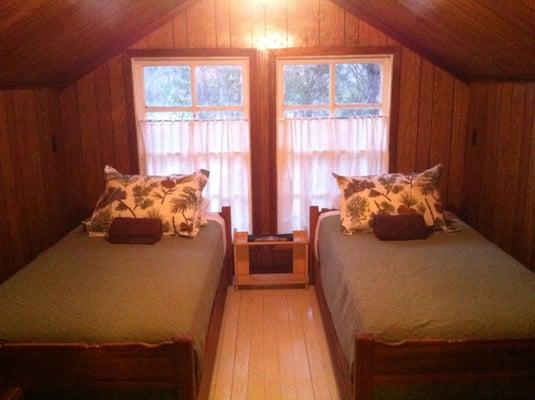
[247,233,293,242]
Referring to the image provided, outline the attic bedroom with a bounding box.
[0,1,534,399]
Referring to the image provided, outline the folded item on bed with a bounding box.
[108,217,162,244]
[373,214,429,241]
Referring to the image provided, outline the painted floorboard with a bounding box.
[210,287,340,399]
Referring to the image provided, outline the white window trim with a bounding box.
[132,57,250,121]
[276,54,393,120]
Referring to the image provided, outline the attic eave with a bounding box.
[331,0,471,83]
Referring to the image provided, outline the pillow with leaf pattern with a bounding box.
[84,166,209,238]
[333,165,456,234]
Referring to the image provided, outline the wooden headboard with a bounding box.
[309,206,338,278]
[218,206,233,286]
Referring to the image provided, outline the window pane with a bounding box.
[143,66,192,107]
[197,111,245,120]
[196,65,243,106]
[335,108,380,118]
[335,63,381,104]
[284,109,330,119]
[145,111,193,121]
[284,64,330,105]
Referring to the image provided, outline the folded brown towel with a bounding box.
[108,218,162,244]
[373,214,429,241]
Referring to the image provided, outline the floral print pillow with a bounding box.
[334,165,455,234]
[85,166,209,238]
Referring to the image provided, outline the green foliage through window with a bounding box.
[141,61,246,122]
[196,66,242,106]
[335,63,381,104]
[281,60,384,119]
[284,64,330,105]
[143,66,191,107]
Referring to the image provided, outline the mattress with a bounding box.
[0,220,225,363]
[317,213,535,368]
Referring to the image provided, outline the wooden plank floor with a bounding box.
[209,287,340,400]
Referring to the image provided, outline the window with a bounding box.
[276,55,393,232]
[138,60,248,121]
[277,57,391,120]
[132,57,252,231]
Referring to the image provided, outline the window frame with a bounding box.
[276,55,393,120]
[131,57,250,121]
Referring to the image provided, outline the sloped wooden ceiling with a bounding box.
[0,0,193,87]
[335,0,535,81]
[1,0,534,86]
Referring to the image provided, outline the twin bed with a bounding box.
[0,207,231,400]
[310,206,535,400]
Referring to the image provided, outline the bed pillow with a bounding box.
[85,166,209,238]
[373,214,429,241]
[108,218,163,244]
[334,165,453,234]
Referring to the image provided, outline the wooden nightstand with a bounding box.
[0,387,23,400]
[233,230,309,288]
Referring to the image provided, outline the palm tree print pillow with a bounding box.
[84,166,209,238]
[334,165,456,234]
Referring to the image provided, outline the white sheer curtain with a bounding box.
[139,120,252,231]
[277,117,389,232]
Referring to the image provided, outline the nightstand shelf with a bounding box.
[233,230,309,288]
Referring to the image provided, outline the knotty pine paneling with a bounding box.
[59,0,469,235]
[288,0,320,48]
[463,82,535,271]
[319,0,344,48]
[0,88,68,282]
[187,0,216,48]
[59,84,86,228]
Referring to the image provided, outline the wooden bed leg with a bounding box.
[174,341,196,400]
[220,206,233,287]
[309,206,319,285]
[354,335,375,400]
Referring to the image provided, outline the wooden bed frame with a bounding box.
[309,206,535,400]
[0,206,233,400]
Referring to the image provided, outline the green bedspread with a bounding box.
[0,221,225,364]
[318,214,535,369]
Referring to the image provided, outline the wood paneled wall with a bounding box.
[463,82,535,271]
[0,88,67,282]
[59,0,469,235]
[58,57,133,221]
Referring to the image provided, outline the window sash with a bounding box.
[282,103,382,110]
[132,57,250,120]
[276,55,393,120]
